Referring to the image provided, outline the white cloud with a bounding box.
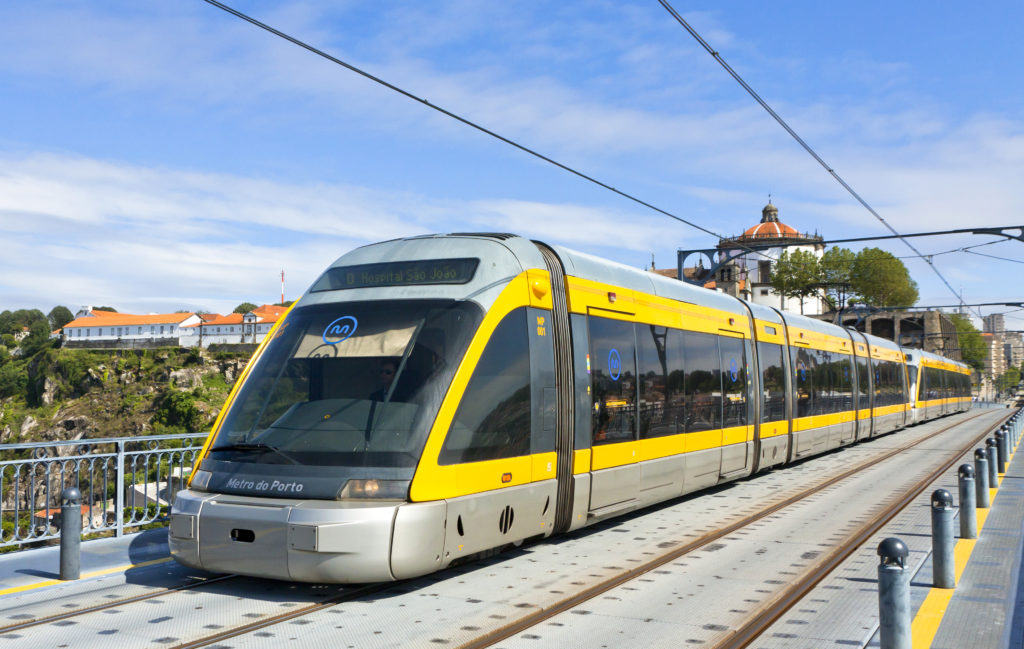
[0,151,667,314]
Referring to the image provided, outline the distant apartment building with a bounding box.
[983,313,1006,334]
[62,309,201,348]
[179,304,287,348]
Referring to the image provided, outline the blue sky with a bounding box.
[1,1,1022,326]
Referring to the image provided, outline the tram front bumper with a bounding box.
[170,489,401,583]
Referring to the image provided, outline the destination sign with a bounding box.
[311,258,479,291]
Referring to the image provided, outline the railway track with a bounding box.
[7,409,1007,649]
[715,410,1013,649]
[0,573,241,634]
[455,408,1009,649]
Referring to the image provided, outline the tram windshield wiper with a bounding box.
[209,441,301,465]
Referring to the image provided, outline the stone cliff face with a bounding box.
[0,349,249,446]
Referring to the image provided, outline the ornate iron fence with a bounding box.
[0,433,206,550]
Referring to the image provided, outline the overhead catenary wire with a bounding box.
[896,238,1006,261]
[962,249,1024,265]
[201,0,783,267]
[656,0,977,316]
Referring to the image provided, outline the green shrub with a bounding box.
[153,391,203,432]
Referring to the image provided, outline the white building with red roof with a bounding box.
[62,308,201,347]
[714,202,827,315]
[179,304,287,348]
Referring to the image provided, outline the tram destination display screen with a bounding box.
[311,258,480,291]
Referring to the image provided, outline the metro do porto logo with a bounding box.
[608,348,621,381]
[323,316,358,345]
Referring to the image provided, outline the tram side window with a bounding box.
[917,366,927,402]
[856,354,870,410]
[757,342,786,423]
[925,367,939,401]
[638,325,684,439]
[683,332,722,432]
[440,308,531,464]
[791,346,815,419]
[825,350,841,415]
[875,361,890,407]
[814,349,836,415]
[873,360,885,407]
[875,360,906,407]
[837,354,854,412]
[719,336,748,428]
[590,317,637,445]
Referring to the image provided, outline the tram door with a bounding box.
[586,313,641,513]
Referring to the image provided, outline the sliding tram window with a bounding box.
[637,325,685,439]
[589,317,637,445]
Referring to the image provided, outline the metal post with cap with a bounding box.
[958,464,977,539]
[931,489,955,588]
[986,438,998,488]
[877,537,911,649]
[996,429,1007,474]
[60,487,82,580]
[974,448,991,509]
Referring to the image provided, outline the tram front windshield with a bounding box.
[209,300,481,468]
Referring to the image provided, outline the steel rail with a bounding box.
[169,582,393,649]
[713,410,1014,649]
[453,409,997,649]
[0,573,240,634]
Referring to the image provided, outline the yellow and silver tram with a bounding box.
[170,233,972,582]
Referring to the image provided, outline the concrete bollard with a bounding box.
[958,464,977,539]
[60,487,82,581]
[986,438,998,487]
[975,449,991,509]
[931,489,955,588]
[878,537,911,649]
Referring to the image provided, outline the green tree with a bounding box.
[0,309,47,336]
[947,313,986,371]
[19,320,55,358]
[94,306,118,313]
[48,306,74,330]
[0,363,26,398]
[153,391,203,432]
[769,249,822,314]
[997,366,1022,395]
[850,248,919,307]
[819,247,856,310]
[233,302,258,314]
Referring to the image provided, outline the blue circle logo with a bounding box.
[729,358,739,382]
[323,316,358,345]
[608,348,621,381]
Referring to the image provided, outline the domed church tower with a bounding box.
[714,201,826,315]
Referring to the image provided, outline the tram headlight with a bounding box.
[338,479,410,500]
